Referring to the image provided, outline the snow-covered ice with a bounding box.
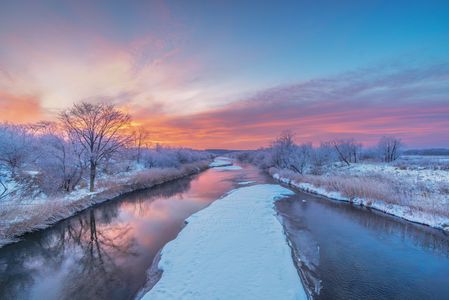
[142,184,307,300]
[237,181,256,185]
[209,157,243,171]
[214,165,243,171]
[209,156,233,167]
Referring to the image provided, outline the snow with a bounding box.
[237,181,256,185]
[269,155,449,231]
[209,156,233,167]
[342,161,449,189]
[273,171,449,231]
[142,184,307,300]
[0,161,210,248]
[214,165,243,171]
[24,170,40,176]
[209,157,243,171]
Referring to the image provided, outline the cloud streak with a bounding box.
[135,62,449,149]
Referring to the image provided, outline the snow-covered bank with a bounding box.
[272,171,449,231]
[142,184,307,300]
[0,161,210,248]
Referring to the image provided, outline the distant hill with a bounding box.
[404,148,449,156]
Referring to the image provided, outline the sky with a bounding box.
[0,0,448,149]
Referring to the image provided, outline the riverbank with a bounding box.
[142,184,307,300]
[0,160,210,248]
[270,165,449,231]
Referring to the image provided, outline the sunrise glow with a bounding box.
[1,0,448,148]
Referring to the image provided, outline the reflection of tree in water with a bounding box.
[0,173,195,300]
[59,176,194,299]
[0,203,136,300]
[59,209,136,300]
[0,245,36,299]
[114,176,193,217]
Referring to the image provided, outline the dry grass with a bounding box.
[0,160,210,248]
[270,168,449,218]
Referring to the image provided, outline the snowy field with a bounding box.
[271,155,449,230]
[142,184,307,300]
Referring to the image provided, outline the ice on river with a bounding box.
[209,156,233,167]
[214,165,243,171]
[142,184,307,300]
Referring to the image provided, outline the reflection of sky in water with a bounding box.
[277,193,449,300]
[0,164,267,300]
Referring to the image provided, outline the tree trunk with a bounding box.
[290,164,302,174]
[89,161,96,192]
[333,145,350,166]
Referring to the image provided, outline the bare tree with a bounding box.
[59,102,131,192]
[378,136,402,162]
[0,178,8,200]
[132,127,150,164]
[0,123,34,176]
[310,142,336,174]
[271,130,297,170]
[35,123,87,193]
[331,139,362,166]
[270,131,312,174]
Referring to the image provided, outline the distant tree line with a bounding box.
[235,130,404,175]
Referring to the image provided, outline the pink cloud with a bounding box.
[134,63,449,149]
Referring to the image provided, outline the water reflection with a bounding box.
[0,164,265,300]
[277,192,449,300]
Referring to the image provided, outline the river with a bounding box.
[1,162,449,299]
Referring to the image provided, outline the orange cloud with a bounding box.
[129,63,449,149]
[0,91,44,123]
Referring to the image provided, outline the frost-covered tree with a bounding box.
[378,136,402,163]
[271,130,297,170]
[59,102,131,192]
[0,124,34,176]
[34,123,87,193]
[310,142,336,174]
[270,131,312,174]
[294,143,313,174]
[131,127,150,164]
[331,139,362,166]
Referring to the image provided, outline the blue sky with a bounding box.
[0,0,448,148]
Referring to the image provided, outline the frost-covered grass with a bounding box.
[393,155,449,171]
[270,156,449,230]
[0,161,210,248]
[142,184,307,300]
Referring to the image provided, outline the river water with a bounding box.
[1,162,449,299]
